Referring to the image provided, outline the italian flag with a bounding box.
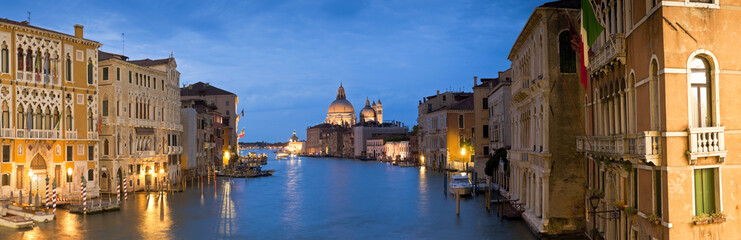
[570,0,604,89]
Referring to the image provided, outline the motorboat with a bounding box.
[449,173,473,196]
[276,151,289,159]
[7,204,54,222]
[0,207,34,229]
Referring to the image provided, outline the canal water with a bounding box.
[0,149,536,239]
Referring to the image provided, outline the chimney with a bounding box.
[436,90,440,95]
[74,24,84,38]
[474,76,478,86]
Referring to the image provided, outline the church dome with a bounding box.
[359,98,376,122]
[326,83,356,125]
[328,99,354,114]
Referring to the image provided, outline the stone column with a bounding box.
[620,90,625,134]
[542,174,549,219]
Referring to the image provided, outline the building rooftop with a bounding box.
[128,58,171,67]
[181,82,236,96]
[99,51,129,61]
[0,18,100,44]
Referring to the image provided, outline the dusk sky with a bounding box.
[3,0,549,142]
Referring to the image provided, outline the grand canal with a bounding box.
[0,150,536,239]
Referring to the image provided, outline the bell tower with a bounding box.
[374,99,383,123]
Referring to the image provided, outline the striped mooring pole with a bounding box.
[82,176,87,215]
[52,180,57,215]
[124,176,128,200]
[116,178,121,204]
[45,176,50,210]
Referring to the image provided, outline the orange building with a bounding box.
[578,0,741,239]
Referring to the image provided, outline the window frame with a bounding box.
[686,51,720,129]
[692,166,722,216]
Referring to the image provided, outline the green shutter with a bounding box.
[702,168,716,214]
[694,169,704,215]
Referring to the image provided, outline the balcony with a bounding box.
[87,132,99,140]
[29,130,59,139]
[588,33,626,73]
[688,127,726,164]
[0,128,14,138]
[65,131,77,139]
[139,150,155,158]
[576,131,661,165]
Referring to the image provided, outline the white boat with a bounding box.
[0,207,34,229]
[276,151,289,159]
[449,173,473,196]
[7,205,54,222]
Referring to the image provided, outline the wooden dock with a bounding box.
[68,199,120,214]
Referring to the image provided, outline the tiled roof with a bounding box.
[0,18,100,44]
[128,58,170,67]
[98,51,128,61]
[181,82,236,96]
[439,96,474,111]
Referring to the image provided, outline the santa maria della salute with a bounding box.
[325,83,382,126]
[305,84,407,158]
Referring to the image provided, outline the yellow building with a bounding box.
[0,20,102,199]
[417,92,474,171]
[578,0,741,239]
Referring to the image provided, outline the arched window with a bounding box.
[53,108,60,130]
[87,59,93,84]
[1,173,9,186]
[65,107,73,131]
[559,31,576,73]
[690,57,712,127]
[65,55,72,82]
[26,49,32,72]
[17,47,23,71]
[44,106,51,130]
[1,101,8,129]
[104,139,109,156]
[17,105,24,129]
[458,114,464,129]
[35,106,42,130]
[88,169,94,181]
[650,59,660,131]
[1,43,8,73]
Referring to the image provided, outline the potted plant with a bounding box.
[710,212,726,223]
[647,214,661,225]
[624,206,638,216]
[612,200,626,210]
[692,214,710,225]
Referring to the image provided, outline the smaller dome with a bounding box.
[359,98,376,122]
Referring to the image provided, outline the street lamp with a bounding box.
[587,195,621,240]
[67,167,73,194]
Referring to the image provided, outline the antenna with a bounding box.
[27,11,30,23]
[122,33,125,56]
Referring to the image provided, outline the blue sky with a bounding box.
[4,0,548,142]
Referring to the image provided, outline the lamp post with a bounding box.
[67,167,73,194]
[587,195,621,240]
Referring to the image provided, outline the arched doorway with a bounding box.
[29,153,48,198]
[100,170,109,192]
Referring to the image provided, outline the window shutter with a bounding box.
[702,168,715,214]
[694,169,704,215]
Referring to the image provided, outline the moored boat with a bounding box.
[7,204,54,222]
[449,173,473,196]
[0,207,34,229]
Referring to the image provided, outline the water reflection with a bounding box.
[0,149,536,240]
[218,180,237,237]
